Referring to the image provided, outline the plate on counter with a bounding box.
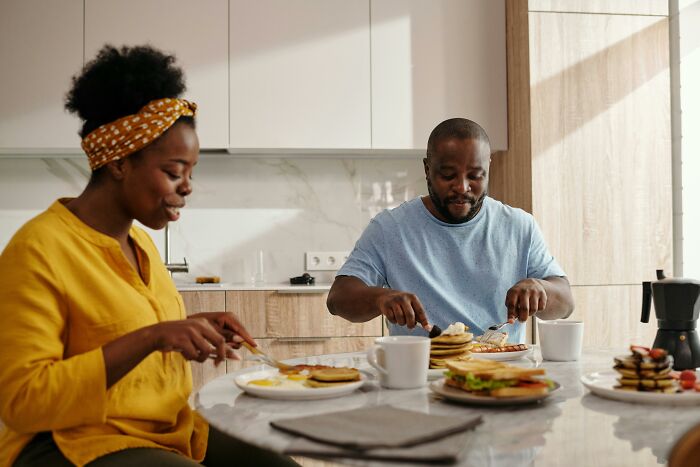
[581,370,700,406]
[430,378,559,406]
[234,369,365,401]
[469,347,533,362]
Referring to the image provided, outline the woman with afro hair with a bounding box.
[0,45,298,467]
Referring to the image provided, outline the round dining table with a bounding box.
[195,347,700,466]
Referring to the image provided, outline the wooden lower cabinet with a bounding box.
[181,289,383,393]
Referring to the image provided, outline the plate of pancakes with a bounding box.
[581,346,700,405]
[235,366,365,400]
[429,329,473,371]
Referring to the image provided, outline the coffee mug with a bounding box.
[537,318,584,361]
[367,336,430,389]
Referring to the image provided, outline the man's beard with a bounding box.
[427,180,486,224]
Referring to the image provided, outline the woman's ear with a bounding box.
[104,158,128,181]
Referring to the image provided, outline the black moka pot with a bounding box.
[641,270,700,370]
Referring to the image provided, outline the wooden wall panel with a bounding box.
[569,285,658,348]
[489,0,533,213]
[529,12,672,286]
[528,0,668,16]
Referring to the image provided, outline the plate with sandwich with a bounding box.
[430,359,559,406]
[235,366,365,400]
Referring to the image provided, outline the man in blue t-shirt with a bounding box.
[327,118,574,343]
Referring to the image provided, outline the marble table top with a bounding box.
[195,347,700,466]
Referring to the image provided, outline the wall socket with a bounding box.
[305,251,350,271]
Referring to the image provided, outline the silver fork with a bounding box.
[480,320,512,342]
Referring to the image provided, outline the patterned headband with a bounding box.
[81,97,197,171]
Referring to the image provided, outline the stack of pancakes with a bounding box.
[429,331,473,369]
[613,346,677,393]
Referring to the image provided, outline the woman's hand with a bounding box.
[148,318,234,366]
[187,311,256,349]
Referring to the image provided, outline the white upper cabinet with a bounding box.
[229,0,371,150]
[371,0,508,151]
[85,0,229,149]
[0,0,83,151]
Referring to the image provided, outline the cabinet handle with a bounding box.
[273,337,329,343]
[275,289,327,294]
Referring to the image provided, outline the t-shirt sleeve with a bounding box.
[526,218,566,279]
[336,217,388,287]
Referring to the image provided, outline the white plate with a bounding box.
[234,369,365,401]
[428,368,448,380]
[469,346,532,361]
[581,370,700,406]
[429,378,559,406]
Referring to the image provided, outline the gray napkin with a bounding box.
[270,405,482,464]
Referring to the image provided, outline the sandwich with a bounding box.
[444,359,552,397]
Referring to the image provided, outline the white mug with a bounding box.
[367,336,430,389]
[537,319,584,361]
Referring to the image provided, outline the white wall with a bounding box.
[0,155,426,285]
[674,0,700,278]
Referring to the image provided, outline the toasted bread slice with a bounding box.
[490,386,549,398]
[309,367,360,382]
[471,368,546,380]
[445,359,509,374]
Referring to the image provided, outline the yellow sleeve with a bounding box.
[0,239,108,433]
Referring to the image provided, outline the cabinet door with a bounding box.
[0,0,82,150]
[229,0,371,149]
[85,0,228,149]
[225,291,383,338]
[179,291,227,395]
[371,0,507,150]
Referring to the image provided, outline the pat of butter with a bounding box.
[442,322,467,335]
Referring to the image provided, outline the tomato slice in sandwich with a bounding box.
[517,380,548,389]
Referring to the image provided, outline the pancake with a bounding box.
[305,379,356,388]
[430,345,471,356]
[309,367,360,382]
[430,333,473,345]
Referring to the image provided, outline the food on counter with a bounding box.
[305,367,361,388]
[471,343,528,354]
[613,345,678,393]
[195,276,220,284]
[474,331,509,347]
[444,359,552,397]
[429,322,473,369]
[247,366,361,390]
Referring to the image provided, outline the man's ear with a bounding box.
[423,157,430,178]
[104,158,128,181]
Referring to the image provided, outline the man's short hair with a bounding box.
[426,118,491,160]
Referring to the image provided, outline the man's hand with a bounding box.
[187,311,256,348]
[505,278,547,322]
[375,291,430,330]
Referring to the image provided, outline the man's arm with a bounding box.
[505,276,575,322]
[327,275,430,330]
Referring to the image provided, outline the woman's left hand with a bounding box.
[187,312,256,348]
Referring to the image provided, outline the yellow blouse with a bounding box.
[0,199,208,466]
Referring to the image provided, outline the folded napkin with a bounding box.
[270,405,482,464]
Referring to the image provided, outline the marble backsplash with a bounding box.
[0,155,427,284]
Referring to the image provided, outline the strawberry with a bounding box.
[695,382,700,392]
[681,379,695,390]
[680,370,697,382]
[630,345,650,356]
[649,348,667,360]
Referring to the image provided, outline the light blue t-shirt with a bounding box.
[337,196,565,343]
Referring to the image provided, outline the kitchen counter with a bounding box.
[195,347,697,466]
[176,283,331,293]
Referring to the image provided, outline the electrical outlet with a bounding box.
[305,251,350,271]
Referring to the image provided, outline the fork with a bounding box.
[240,341,292,371]
[480,320,513,342]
